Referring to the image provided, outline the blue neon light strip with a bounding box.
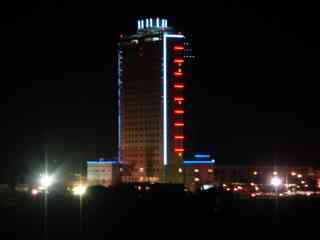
[118,46,122,163]
[156,18,160,28]
[163,33,184,166]
[194,154,211,158]
[87,160,119,164]
[184,160,215,164]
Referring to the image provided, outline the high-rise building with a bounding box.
[118,18,192,183]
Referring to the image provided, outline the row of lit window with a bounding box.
[177,168,214,174]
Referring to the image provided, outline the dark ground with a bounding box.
[0,187,318,239]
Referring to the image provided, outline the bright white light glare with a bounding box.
[31,189,39,196]
[72,185,87,196]
[39,174,54,189]
[270,176,282,187]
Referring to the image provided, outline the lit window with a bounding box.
[194,169,199,173]
[194,177,200,182]
[208,169,213,173]
[178,168,183,173]
[139,168,144,172]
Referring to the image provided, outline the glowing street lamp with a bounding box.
[72,185,87,196]
[39,174,54,190]
[270,176,282,188]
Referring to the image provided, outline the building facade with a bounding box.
[118,18,192,183]
[86,160,120,187]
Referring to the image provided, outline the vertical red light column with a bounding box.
[173,44,185,157]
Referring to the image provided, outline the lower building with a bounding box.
[86,159,120,187]
[86,154,216,191]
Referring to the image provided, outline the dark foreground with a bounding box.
[1,186,319,239]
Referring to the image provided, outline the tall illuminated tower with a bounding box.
[118,18,191,183]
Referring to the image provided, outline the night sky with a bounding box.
[1,1,320,181]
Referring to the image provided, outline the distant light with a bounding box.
[208,169,213,173]
[250,182,255,186]
[139,167,144,172]
[156,18,160,28]
[202,185,213,190]
[120,168,123,172]
[226,188,230,191]
[138,186,142,190]
[178,168,183,173]
[222,184,227,187]
[291,171,297,176]
[273,171,278,176]
[145,186,150,191]
[304,184,309,188]
[301,180,305,184]
[39,174,54,189]
[297,174,303,178]
[279,193,284,197]
[253,171,258,176]
[251,193,256,198]
[72,185,87,196]
[31,189,39,196]
[149,18,153,27]
[141,20,144,29]
[138,20,141,29]
[146,19,149,28]
[255,186,260,191]
[237,186,243,190]
[194,177,200,182]
[139,177,144,181]
[233,188,238,192]
[194,169,199,173]
[270,176,282,187]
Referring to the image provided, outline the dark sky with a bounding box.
[1,1,320,180]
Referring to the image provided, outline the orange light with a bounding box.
[174,110,184,114]
[174,84,184,89]
[174,58,184,64]
[174,122,184,127]
[174,71,183,77]
[174,148,184,152]
[174,97,184,101]
[174,46,184,51]
[174,135,184,140]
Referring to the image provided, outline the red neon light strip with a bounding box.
[174,110,184,114]
[174,59,185,64]
[174,84,184,89]
[174,46,184,51]
[174,122,184,127]
[174,72,183,77]
[174,148,184,152]
[174,136,184,140]
[174,97,184,101]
